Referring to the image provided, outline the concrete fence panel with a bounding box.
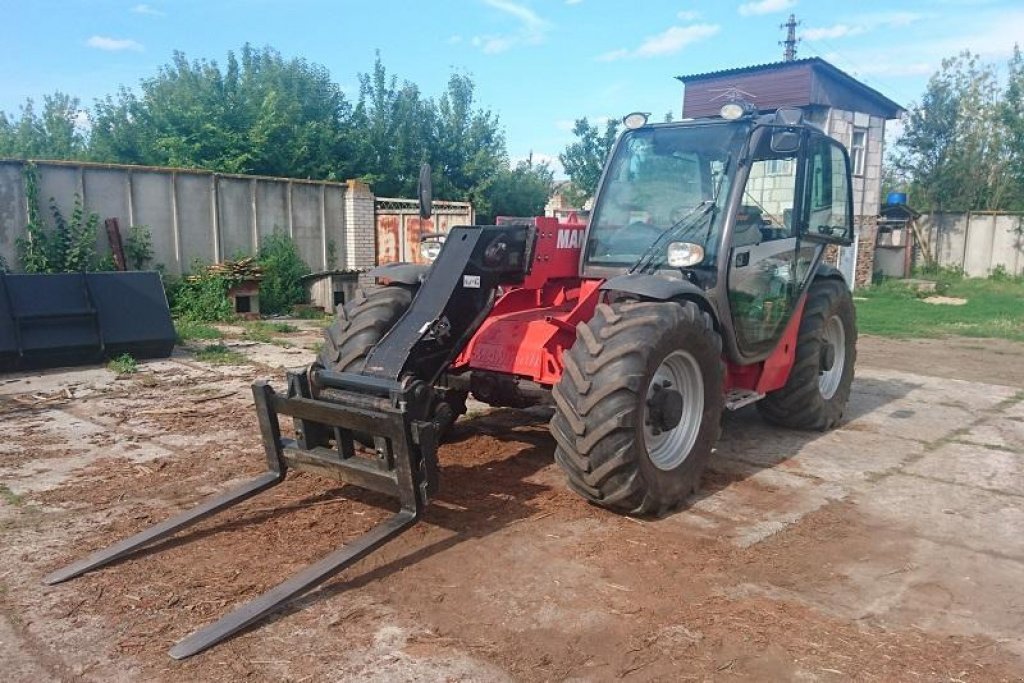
[920,211,1024,277]
[0,159,473,277]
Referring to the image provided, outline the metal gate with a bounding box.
[374,198,474,265]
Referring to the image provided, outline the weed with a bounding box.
[107,353,138,375]
[195,344,247,365]
[0,484,24,507]
[167,264,235,322]
[174,320,223,343]
[125,224,154,270]
[293,307,331,320]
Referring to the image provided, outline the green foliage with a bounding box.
[349,56,507,213]
[893,51,1023,212]
[292,306,331,320]
[174,319,223,343]
[107,353,138,375]
[195,343,247,365]
[0,92,86,159]
[478,155,554,223]
[242,321,296,343]
[16,165,104,273]
[857,275,1024,341]
[559,117,620,207]
[90,45,355,179]
[167,266,234,322]
[125,224,154,270]
[257,232,310,315]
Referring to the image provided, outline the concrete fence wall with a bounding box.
[0,160,469,277]
[919,212,1024,277]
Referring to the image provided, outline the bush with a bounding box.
[125,225,154,270]
[257,232,310,315]
[166,265,235,322]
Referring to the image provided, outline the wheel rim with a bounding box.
[643,350,704,471]
[819,315,846,400]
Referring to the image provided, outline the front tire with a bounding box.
[757,277,857,430]
[318,285,414,373]
[317,284,466,438]
[550,301,724,516]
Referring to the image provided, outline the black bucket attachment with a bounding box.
[0,271,175,372]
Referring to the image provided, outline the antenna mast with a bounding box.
[780,14,800,61]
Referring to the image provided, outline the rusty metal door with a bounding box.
[374,198,474,264]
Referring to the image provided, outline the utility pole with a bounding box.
[780,14,800,61]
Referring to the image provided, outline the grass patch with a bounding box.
[194,344,247,365]
[107,353,138,375]
[857,275,1024,341]
[292,307,331,320]
[0,484,24,507]
[175,319,223,343]
[242,320,298,343]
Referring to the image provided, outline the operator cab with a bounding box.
[584,105,855,361]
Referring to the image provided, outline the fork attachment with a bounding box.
[45,374,437,659]
[43,223,536,659]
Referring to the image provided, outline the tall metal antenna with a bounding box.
[779,14,800,61]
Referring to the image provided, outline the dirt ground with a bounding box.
[2,327,1024,681]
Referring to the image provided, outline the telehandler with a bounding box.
[47,103,857,658]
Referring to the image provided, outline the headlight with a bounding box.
[666,242,705,268]
[419,238,444,262]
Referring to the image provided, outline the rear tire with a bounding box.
[550,301,724,516]
[757,277,856,430]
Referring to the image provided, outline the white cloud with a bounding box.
[131,3,164,16]
[484,0,545,33]
[566,0,583,4]
[447,34,463,44]
[85,35,144,51]
[473,0,550,54]
[738,0,795,17]
[676,10,700,21]
[598,23,719,61]
[804,24,862,40]
[803,12,925,41]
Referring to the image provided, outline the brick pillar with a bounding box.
[344,179,376,271]
[854,215,878,287]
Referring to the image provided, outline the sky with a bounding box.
[2,0,1022,176]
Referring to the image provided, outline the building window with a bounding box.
[765,158,793,175]
[851,128,867,176]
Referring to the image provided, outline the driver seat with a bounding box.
[732,205,763,247]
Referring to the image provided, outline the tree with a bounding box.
[348,54,435,196]
[0,92,86,159]
[89,45,355,179]
[478,155,554,223]
[559,117,619,207]
[1002,46,1024,208]
[348,57,506,212]
[431,72,506,215]
[892,52,1018,212]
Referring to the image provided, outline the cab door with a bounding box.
[726,129,806,356]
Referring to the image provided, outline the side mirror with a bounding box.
[418,163,433,220]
